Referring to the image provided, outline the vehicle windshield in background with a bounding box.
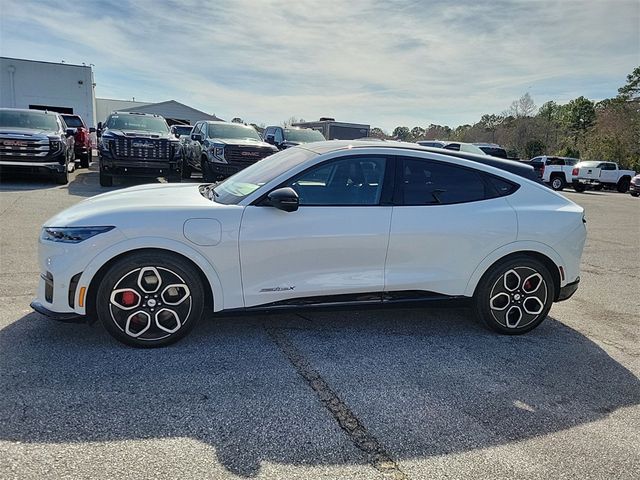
[208,123,261,140]
[211,147,317,205]
[106,115,169,133]
[0,111,58,130]
[284,128,325,143]
[564,158,579,166]
[478,147,508,158]
[61,116,84,128]
[173,126,192,136]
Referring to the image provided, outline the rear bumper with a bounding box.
[30,300,85,323]
[556,277,580,302]
[575,178,600,185]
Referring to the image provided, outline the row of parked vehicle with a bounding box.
[524,155,636,194]
[1,107,637,197]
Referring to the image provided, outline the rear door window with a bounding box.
[397,157,514,205]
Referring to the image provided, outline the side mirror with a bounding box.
[265,134,275,145]
[192,133,203,142]
[267,187,299,212]
[89,127,96,133]
[65,128,75,137]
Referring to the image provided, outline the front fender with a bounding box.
[464,241,565,297]
[74,236,225,315]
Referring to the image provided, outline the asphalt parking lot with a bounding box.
[1,165,639,479]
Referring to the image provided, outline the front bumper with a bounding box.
[0,149,67,175]
[30,300,85,323]
[556,277,580,302]
[99,151,181,178]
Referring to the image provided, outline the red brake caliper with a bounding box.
[121,290,137,306]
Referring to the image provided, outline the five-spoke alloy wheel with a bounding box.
[475,255,554,334]
[96,252,204,347]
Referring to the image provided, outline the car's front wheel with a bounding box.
[96,252,205,347]
[474,255,554,335]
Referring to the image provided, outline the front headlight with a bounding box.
[49,139,62,151]
[42,226,115,243]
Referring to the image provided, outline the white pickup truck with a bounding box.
[571,161,636,193]
[527,156,579,191]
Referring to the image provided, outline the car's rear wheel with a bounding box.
[572,183,586,192]
[96,252,204,347]
[80,148,91,169]
[617,178,630,193]
[550,175,565,191]
[474,255,554,335]
[631,191,639,197]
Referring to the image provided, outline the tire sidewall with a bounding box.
[551,176,564,191]
[96,252,205,347]
[474,255,555,335]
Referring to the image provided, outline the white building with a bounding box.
[0,57,96,127]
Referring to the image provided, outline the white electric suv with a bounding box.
[32,141,586,347]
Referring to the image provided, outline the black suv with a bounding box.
[0,108,75,184]
[97,112,181,186]
[262,126,326,150]
[182,121,277,181]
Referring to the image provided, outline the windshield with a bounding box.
[173,126,192,136]
[284,128,325,143]
[479,146,508,158]
[210,147,317,204]
[62,116,84,128]
[208,123,261,140]
[106,114,169,133]
[0,110,58,130]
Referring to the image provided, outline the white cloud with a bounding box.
[1,0,638,130]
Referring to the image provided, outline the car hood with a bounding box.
[0,127,58,139]
[44,183,224,227]
[103,129,174,140]
[212,137,276,149]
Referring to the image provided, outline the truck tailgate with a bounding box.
[577,166,601,179]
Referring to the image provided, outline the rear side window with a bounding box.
[398,158,516,205]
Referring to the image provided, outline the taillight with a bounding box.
[572,168,579,176]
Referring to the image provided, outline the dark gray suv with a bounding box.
[0,108,75,184]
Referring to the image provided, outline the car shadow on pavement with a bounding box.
[1,308,639,476]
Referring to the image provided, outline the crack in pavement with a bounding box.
[266,326,408,480]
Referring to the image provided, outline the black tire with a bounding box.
[572,182,586,193]
[474,255,555,335]
[617,178,630,193]
[181,163,192,179]
[202,158,215,182]
[54,169,69,185]
[630,191,639,197]
[167,173,182,183]
[80,148,91,169]
[549,175,565,191]
[592,185,603,191]
[96,251,205,348]
[99,168,113,187]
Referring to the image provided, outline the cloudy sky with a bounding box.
[1,0,638,130]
